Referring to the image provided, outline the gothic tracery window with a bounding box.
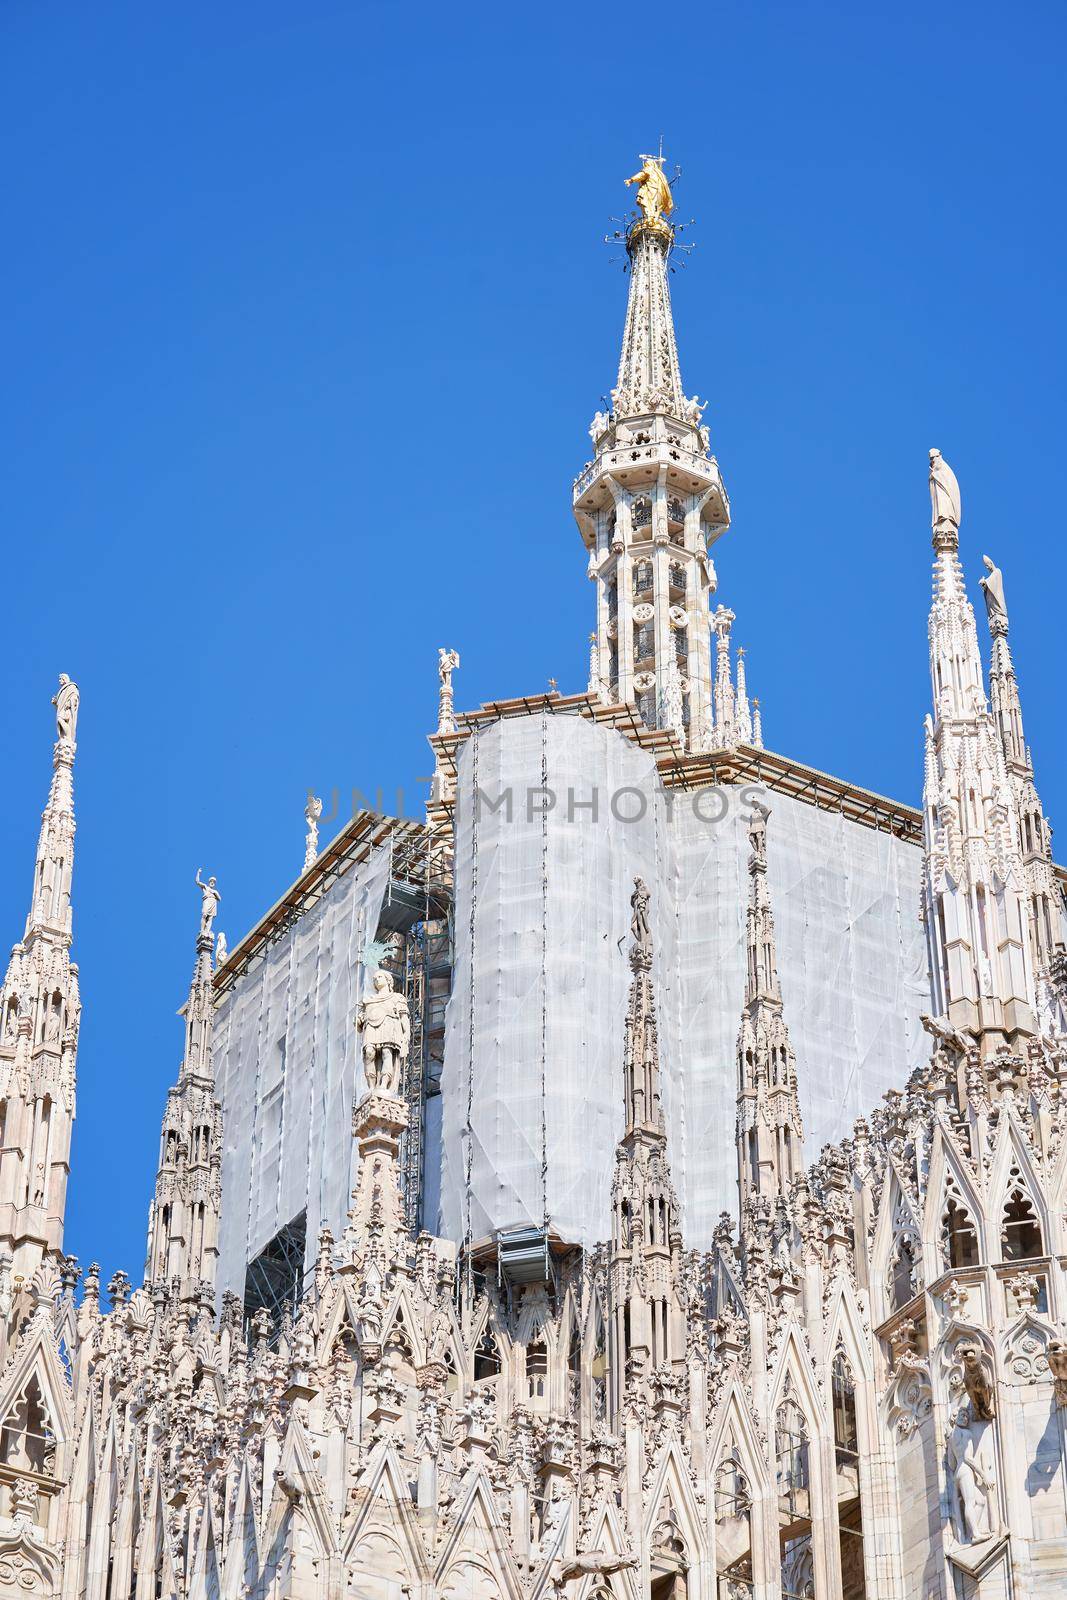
[1001,1174,1043,1261]
[526,1339,547,1400]
[776,1393,814,1598]
[942,1193,979,1270]
[473,1323,500,1382]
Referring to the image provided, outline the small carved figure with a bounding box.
[1048,1337,1067,1406]
[53,674,79,742]
[215,930,228,967]
[356,970,410,1096]
[426,1303,450,1363]
[748,797,770,862]
[32,1161,46,1207]
[921,1013,974,1058]
[625,156,674,224]
[438,647,460,686]
[589,410,610,445]
[303,793,323,871]
[630,878,652,958]
[437,647,461,736]
[45,1010,61,1045]
[979,554,1008,631]
[946,1405,997,1543]
[958,1343,996,1421]
[929,448,962,538]
[195,870,221,936]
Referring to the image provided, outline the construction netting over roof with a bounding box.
[435,713,929,1251]
[212,846,390,1300]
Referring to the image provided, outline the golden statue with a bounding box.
[625,156,674,226]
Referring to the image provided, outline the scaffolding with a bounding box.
[377,824,453,1234]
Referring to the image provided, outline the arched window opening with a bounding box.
[567,1320,581,1416]
[636,687,657,730]
[942,1195,979,1270]
[526,1340,547,1400]
[633,558,653,594]
[473,1324,501,1382]
[715,1447,753,1597]
[1001,1179,1043,1261]
[634,621,655,663]
[632,497,652,531]
[385,1315,415,1379]
[776,1395,814,1599]
[0,1376,54,1476]
[831,1353,866,1598]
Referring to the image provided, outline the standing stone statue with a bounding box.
[195,870,221,937]
[437,648,461,735]
[304,793,323,871]
[979,555,1008,632]
[946,1405,997,1543]
[929,448,962,539]
[630,878,652,961]
[356,970,410,1096]
[215,930,228,968]
[53,674,79,742]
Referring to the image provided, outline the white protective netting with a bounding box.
[437,713,930,1251]
[212,846,390,1300]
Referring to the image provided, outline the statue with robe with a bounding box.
[929,448,962,539]
[195,870,221,936]
[53,674,79,742]
[979,555,1008,632]
[625,156,674,225]
[357,969,410,1095]
[630,877,652,959]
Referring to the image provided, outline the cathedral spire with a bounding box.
[573,155,730,750]
[0,677,82,1294]
[981,557,1067,1034]
[613,157,685,420]
[735,803,803,1208]
[921,450,1035,1054]
[610,879,684,1390]
[145,879,223,1312]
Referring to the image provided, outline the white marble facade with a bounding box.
[1,158,1066,1600]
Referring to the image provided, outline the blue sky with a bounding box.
[3,3,1065,1280]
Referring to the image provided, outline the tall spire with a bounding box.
[613,159,685,419]
[0,677,82,1294]
[735,803,803,1208]
[921,450,1035,1054]
[981,557,1067,1035]
[573,155,730,750]
[610,879,684,1393]
[145,883,223,1313]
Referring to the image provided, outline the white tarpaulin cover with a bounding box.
[437,714,929,1251]
[212,846,390,1299]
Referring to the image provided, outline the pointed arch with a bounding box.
[435,1469,525,1600]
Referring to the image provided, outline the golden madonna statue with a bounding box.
[625,156,674,225]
